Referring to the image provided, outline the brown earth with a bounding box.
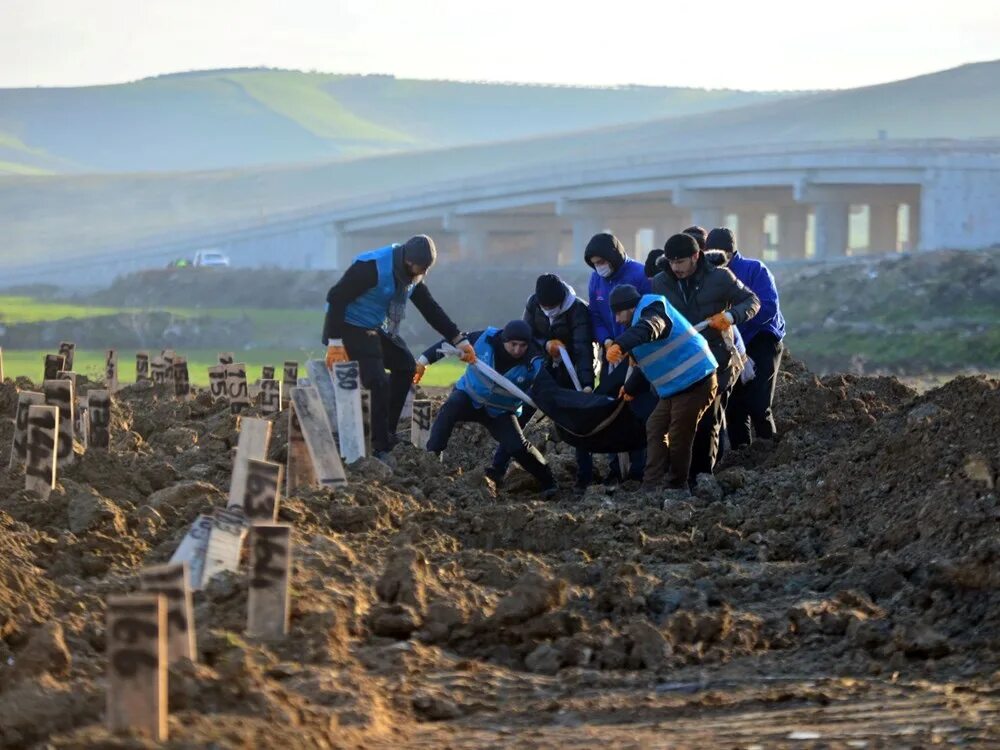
[0,359,998,748]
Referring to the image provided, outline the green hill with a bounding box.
[0,68,785,174]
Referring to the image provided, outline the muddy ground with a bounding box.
[0,359,998,748]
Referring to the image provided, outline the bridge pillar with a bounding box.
[905,203,920,251]
[868,203,899,254]
[458,229,491,260]
[812,202,849,258]
[919,168,1000,250]
[573,217,608,262]
[736,208,767,258]
[777,206,809,259]
[331,229,374,269]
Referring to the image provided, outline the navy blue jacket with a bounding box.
[727,251,785,343]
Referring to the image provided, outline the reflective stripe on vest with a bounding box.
[343,245,414,330]
[629,294,718,398]
[456,328,536,417]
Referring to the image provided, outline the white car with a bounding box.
[192,250,231,267]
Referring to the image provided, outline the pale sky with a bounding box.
[1,0,997,90]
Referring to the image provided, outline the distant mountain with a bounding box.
[0,69,788,174]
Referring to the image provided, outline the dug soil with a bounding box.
[0,358,998,748]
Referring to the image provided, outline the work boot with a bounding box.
[483,466,505,490]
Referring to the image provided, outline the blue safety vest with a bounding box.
[630,294,718,398]
[343,245,415,331]
[456,327,541,417]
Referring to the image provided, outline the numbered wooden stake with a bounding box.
[106,594,168,741]
[261,365,275,380]
[104,349,119,393]
[244,459,283,522]
[77,395,89,451]
[207,364,227,402]
[218,352,235,366]
[286,402,317,496]
[24,405,58,498]
[201,509,249,584]
[150,356,167,387]
[411,399,433,449]
[9,391,45,468]
[305,359,338,438]
[43,379,75,467]
[161,350,176,388]
[259,379,282,415]
[227,417,273,510]
[58,341,75,371]
[88,389,112,449]
[173,357,190,398]
[281,361,298,407]
[361,389,372,457]
[139,562,196,664]
[401,386,415,420]
[57,371,82,441]
[136,352,150,383]
[247,524,292,639]
[43,353,65,382]
[226,363,250,414]
[169,515,213,590]
[290,387,347,488]
[333,361,366,462]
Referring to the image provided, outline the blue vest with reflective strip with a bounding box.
[456,327,540,417]
[343,245,414,331]
[630,294,718,398]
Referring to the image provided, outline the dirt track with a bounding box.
[0,358,998,748]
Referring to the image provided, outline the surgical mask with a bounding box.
[595,264,613,279]
[541,305,560,316]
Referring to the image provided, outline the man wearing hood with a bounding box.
[322,235,474,458]
[651,233,760,479]
[705,227,786,448]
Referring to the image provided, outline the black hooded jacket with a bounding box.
[523,291,596,389]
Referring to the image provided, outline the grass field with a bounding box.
[0,348,466,388]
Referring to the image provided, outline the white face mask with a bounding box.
[595,264,613,279]
[541,305,560,316]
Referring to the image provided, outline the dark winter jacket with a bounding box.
[651,254,759,389]
[523,282,596,389]
[585,236,651,345]
[612,300,672,397]
[725,251,786,344]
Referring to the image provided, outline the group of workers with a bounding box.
[322,226,785,497]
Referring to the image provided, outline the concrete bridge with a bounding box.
[9,138,1000,286]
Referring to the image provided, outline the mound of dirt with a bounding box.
[0,359,998,747]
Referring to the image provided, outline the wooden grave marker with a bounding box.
[136,352,150,383]
[411,399,433,449]
[290,386,347,488]
[201,509,250,585]
[25,405,59,498]
[286,402,317,496]
[333,361,366,462]
[150,356,168,387]
[58,341,75,371]
[218,352,235,366]
[281,361,298,407]
[401,386,415,420]
[259,379,282,415]
[139,562,196,664]
[226,363,250,414]
[88,389,112,450]
[9,391,45,468]
[361,388,372,457]
[77,395,89,451]
[106,594,168,741]
[43,378,75,467]
[43,353,65,382]
[161,350,177,387]
[261,365,275,380]
[227,416,273,510]
[305,359,338,438]
[207,364,227,402]
[57,371,82,441]
[173,357,191,398]
[105,348,119,393]
[247,524,292,639]
[244,459,283,522]
[169,515,213,590]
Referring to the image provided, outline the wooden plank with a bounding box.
[281,361,298,407]
[218,352,235,366]
[9,391,45,468]
[411,399,433,449]
[77,395,89,451]
[207,364,227,402]
[261,365,275,380]
[43,353,65,382]
[244,459,283,522]
[286,402,316,496]
[161,350,177,387]
[43,378,75,467]
[136,352,150,383]
[173,357,191,398]
[150,356,168,387]
[201,509,249,585]
[168,514,213,590]
[401,386,415,420]
[106,594,168,741]
[138,562,196,665]
[57,371,82,441]
[333,361,366,462]
[305,359,338,438]
[259,379,282,415]
[247,524,292,639]
[361,389,373,457]
[88,389,112,450]
[226,363,250,414]
[227,417,273,510]
[57,341,75,371]
[24,405,58,498]
[290,386,347,487]
[104,349,119,393]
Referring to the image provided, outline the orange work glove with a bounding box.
[326,339,349,368]
[618,386,634,402]
[707,312,734,331]
[545,339,565,357]
[456,340,477,364]
[606,343,625,365]
[413,362,426,384]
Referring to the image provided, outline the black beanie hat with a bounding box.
[400,234,437,269]
[663,233,700,260]
[584,232,626,270]
[644,249,664,278]
[535,274,567,308]
[683,225,708,251]
[705,227,736,253]
[501,319,532,343]
[609,284,641,313]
